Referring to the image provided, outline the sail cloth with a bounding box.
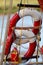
[38,0,43,11]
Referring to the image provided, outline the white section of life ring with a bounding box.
[15,30,36,43]
[18,8,41,21]
[10,42,29,57]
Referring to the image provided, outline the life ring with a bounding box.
[5,8,42,59]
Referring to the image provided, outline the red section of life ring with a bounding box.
[5,8,42,59]
[10,47,19,61]
[32,20,42,35]
[5,13,20,55]
[24,41,36,58]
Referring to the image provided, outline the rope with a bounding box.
[15,0,23,61]
[18,16,23,58]
[18,0,22,14]
[36,16,42,62]
[16,35,36,39]
[0,0,13,65]
[15,26,41,30]
[16,0,25,60]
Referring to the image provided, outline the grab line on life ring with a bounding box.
[5,8,42,59]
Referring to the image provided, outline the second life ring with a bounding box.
[5,8,42,59]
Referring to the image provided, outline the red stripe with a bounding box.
[24,41,36,58]
[32,20,42,35]
[8,13,20,35]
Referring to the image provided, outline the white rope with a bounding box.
[0,0,13,65]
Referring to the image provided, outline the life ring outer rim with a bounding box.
[5,8,42,59]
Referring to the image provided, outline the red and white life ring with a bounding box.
[5,8,42,59]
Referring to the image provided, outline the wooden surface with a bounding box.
[3,63,43,65]
[2,56,43,65]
